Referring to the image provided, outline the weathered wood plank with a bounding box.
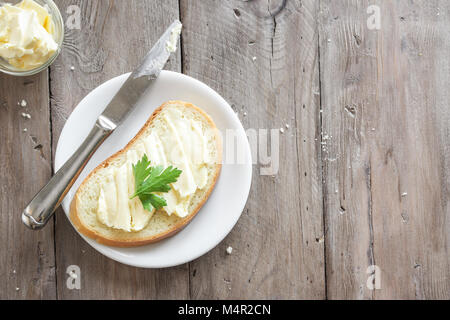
[319,0,450,299]
[180,0,325,299]
[0,72,55,299]
[50,0,188,299]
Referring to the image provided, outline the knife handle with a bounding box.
[22,121,113,230]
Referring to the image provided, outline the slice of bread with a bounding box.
[70,101,222,247]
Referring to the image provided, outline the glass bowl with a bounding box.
[0,0,64,76]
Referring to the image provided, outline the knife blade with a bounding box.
[22,20,182,230]
[99,20,182,129]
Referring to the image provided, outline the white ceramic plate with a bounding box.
[55,71,252,268]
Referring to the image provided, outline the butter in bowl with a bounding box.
[0,0,64,76]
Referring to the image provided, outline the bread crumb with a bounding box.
[401,192,408,197]
[23,128,28,132]
[252,56,257,62]
[285,124,290,129]
[280,128,285,134]
[21,112,31,119]
[20,99,27,107]
[15,287,20,291]
[226,246,233,255]
[70,66,75,71]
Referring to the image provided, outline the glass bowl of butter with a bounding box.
[0,0,64,76]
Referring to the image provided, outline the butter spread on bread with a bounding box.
[97,108,214,232]
[70,101,222,246]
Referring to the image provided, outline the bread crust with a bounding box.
[70,101,222,247]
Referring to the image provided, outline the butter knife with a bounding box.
[22,20,182,230]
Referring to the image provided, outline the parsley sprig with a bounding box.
[130,154,182,212]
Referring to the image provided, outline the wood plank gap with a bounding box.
[48,61,58,301]
[316,4,328,299]
[366,160,375,300]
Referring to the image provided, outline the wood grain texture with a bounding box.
[180,0,326,299]
[0,72,55,299]
[319,0,450,299]
[49,0,188,299]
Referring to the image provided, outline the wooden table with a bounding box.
[0,0,449,300]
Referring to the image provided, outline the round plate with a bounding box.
[55,71,252,268]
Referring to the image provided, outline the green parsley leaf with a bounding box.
[130,154,182,212]
[139,193,167,211]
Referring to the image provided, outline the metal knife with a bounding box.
[22,20,182,230]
